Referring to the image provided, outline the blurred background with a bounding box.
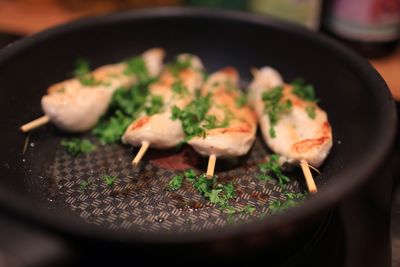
[0,0,399,266]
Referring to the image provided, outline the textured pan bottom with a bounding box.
[47,134,303,233]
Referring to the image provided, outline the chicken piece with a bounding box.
[188,67,257,158]
[121,54,205,149]
[41,48,165,132]
[248,67,333,167]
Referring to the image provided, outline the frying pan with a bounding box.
[0,7,396,266]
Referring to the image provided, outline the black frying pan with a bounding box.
[0,7,396,266]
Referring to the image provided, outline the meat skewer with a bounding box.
[186,67,257,178]
[248,67,333,193]
[121,54,205,166]
[20,48,165,132]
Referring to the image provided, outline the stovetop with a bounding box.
[0,32,395,267]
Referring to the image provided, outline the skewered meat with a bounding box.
[41,48,165,132]
[188,67,257,158]
[248,67,332,167]
[122,54,205,149]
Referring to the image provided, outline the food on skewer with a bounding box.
[177,67,257,177]
[248,67,333,193]
[121,54,205,165]
[20,48,165,132]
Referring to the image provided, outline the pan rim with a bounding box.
[0,6,396,243]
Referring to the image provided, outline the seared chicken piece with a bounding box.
[121,54,204,149]
[41,48,165,132]
[188,67,257,158]
[248,67,332,167]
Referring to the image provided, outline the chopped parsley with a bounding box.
[172,81,189,97]
[262,86,292,138]
[292,78,318,102]
[103,174,117,186]
[194,175,236,208]
[257,154,290,186]
[93,80,152,144]
[61,138,95,156]
[306,106,316,119]
[184,169,197,182]
[242,205,256,215]
[73,58,99,86]
[168,175,184,191]
[269,192,307,214]
[145,95,164,115]
[124,56,149,81]
[171,92,212,142]
[235,94,248,108]
[166,56,192,77]
[79,180,90,191]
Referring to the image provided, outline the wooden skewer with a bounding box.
[206,154,217,178]
[20,115,50,132]
[300,159,318,194]
[132,141,150,166]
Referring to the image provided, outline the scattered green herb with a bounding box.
[257,154,290,186]
[124,56,149,81]
[262,86,292,138]
[79,180,90,190]
[61,138,95,156]
[242,205,256,215]
[306,106,316,119]
[145,95,164,115]
[73,58,99,86]
[184,169,197,182]
[269,192,307,214]
[103,174,117,186]
[166,56,192,77]
[172,81,189,97]
[171,92,212,142]
[235,94,248,108]
[168,175,184,191]
[292,78,318,102]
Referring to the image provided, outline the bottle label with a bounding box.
[328,0,400,42]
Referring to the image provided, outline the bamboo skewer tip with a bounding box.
[132,141,150,167]
[206,154,217,179]
[300,159,318,194]
[20,115,50,133]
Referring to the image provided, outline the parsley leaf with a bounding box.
[184,169,197,182]
[242,205,256,215]
[269,192,306,214]
[235,94,248,108]
[79,180,90,191]
[61,138,95,156]
[306,106,316,119]
[124,56,149,81]
[166,56,192,77]
[73,58,99,86]
[292,78,318,102]
[145,95,164,115]
[103,174,117,186]
[262,86,292,138]
[172,81,189,97]
[257,154,290,186]
[168,175,184,191]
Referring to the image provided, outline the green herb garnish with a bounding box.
[171,92,212,142]
[73,58,99,86]
[257,154,290,186]
[145,95,164,115]
[262,86,292,138]
[242,205,256,215]
[103,174,117,186]
[269,192,306,214]
[172,81,189,97]
[306,106,316,119]
[168,175,184,191]
[166,56,192,77]
[235,94,248,108]
[124,56,149,81]
[184,169,197,182]
[61,138,95,156]
[79,180,90,191]
[292,78,318,102]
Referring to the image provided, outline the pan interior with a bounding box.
[0,9,393,237]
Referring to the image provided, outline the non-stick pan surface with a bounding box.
[0,7,396,243]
